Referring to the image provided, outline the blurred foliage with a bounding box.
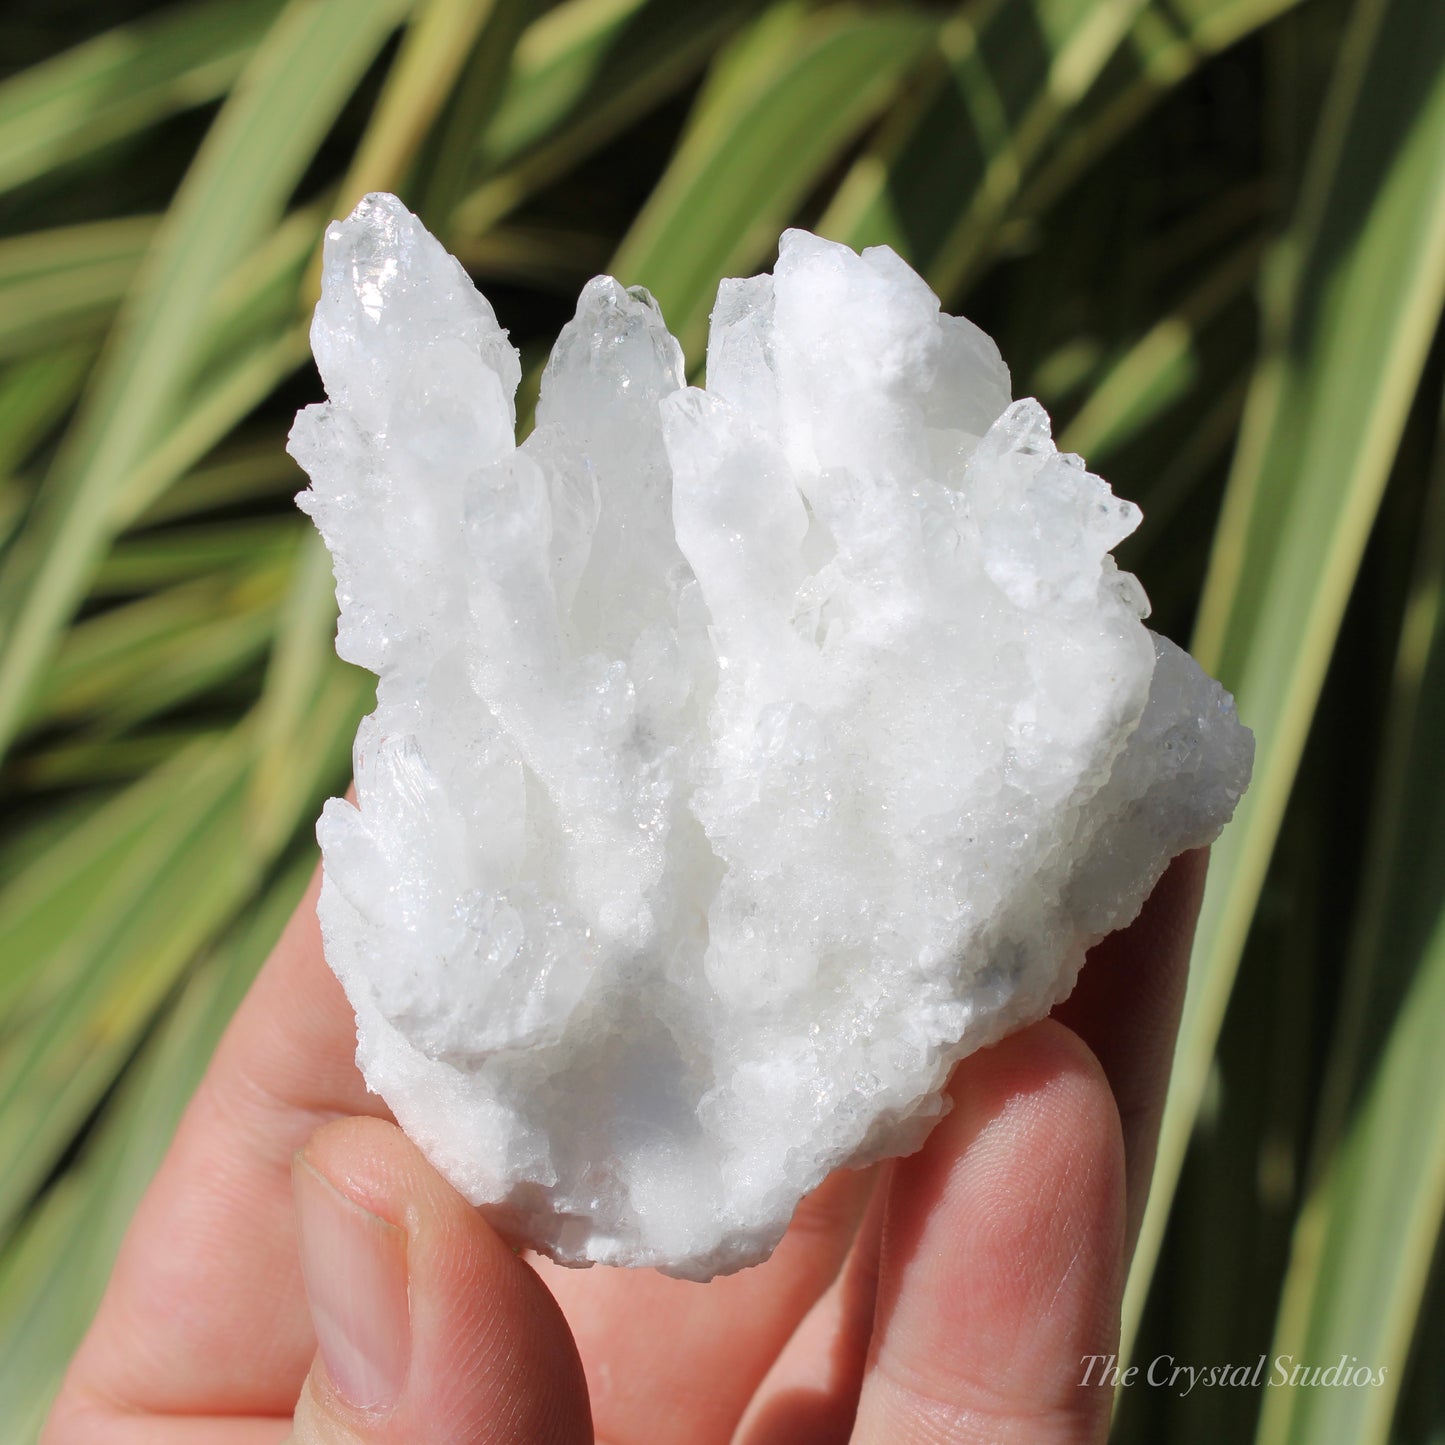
[0,0,1441,1438]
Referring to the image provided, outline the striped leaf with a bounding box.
[1253,389,1445,1445]
[817,0,1149,298]
[453,0,757,236]
[0,0,411,759]
[0,0,286,194]
[610,2,937,358]
[1124,0,1445,1357]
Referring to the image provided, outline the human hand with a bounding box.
[43,849,1206,1445]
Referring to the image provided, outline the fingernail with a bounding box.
[294,1152,411,1411]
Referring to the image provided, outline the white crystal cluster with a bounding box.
[291,193,1252,1279]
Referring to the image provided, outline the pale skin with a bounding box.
[43,848,1208,1445]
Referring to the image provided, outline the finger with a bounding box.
[732,1165,889,1445]
[1052,847,1208,1254]
[531,1161,877,1445]
[287,1116,590,1445]
[851,1020,1125,1445]
[55,869,388,1424]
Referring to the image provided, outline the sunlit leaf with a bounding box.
[452,0,760,237]
[0,0,286,195]
[817,0,1149,298]
[0,0,410,759]
[1124,0,1445,1359]
[611,3,937,357]
[1254,389,1445,1445]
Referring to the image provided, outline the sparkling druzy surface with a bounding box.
[291,193,1253,1279]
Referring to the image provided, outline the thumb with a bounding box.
[288,1116,591,1444]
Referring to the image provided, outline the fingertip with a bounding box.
[298,1115,445,1233]
[292,1118,591,1444]
[854,1020,1125,1444]
[946,1014,1121,1128]
[896,1019,1125,1335]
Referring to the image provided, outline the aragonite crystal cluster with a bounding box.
[291,193,1253,1280]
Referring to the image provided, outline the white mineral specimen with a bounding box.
[291,193,1252,1280]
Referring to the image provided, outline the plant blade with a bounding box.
[610,2,938,358]
[0,0,411,760]
[1124,0,1445,1359]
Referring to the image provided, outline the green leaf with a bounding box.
[0,316,311,755]
[610,2,938,358]
[11,730,229,791]
[411,0,533,226]
[1058,236,1263,461]
[1,768,186,994]
[0,734,249,1029]
[249,533,352,856]
[1124,0,1445,1359]
[190,205,320,384]
[113,324,312,530]
[132,439,301,527]
[452,0,761,237]
[329,0,504,218]
[0,735,255,1239]
[816,0,1150,298]
[1013,0,1307,227]
[1253,390,1445,1445]
[449,220,611,288]
[1257,908,1445,1443]
[28,570,286,733]
[91,520,298,596]
[0,0,411,761]
[246,654,375,857]
[481,0,679,164]
[0,219,155,362]
[0,348,93,489]
[0,0,287,195]
[0,650,365,1244]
